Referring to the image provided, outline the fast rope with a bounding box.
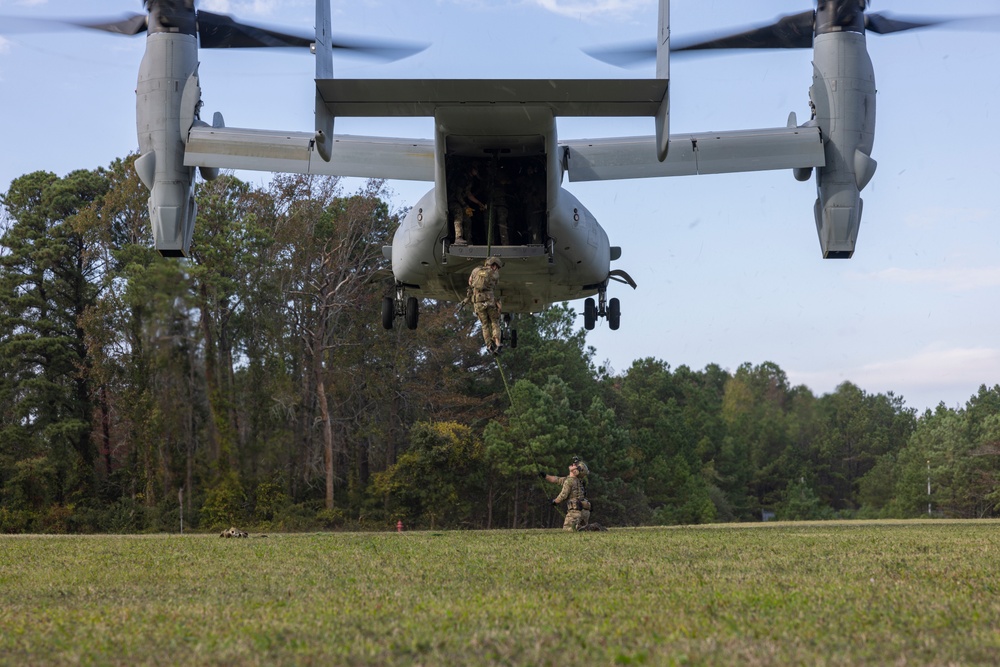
[493,352,515,407]
[492,353,547,480]
[481,157,546,486]
[485,151,498,257]
[485,155,508,401]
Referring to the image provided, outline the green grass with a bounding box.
[2,521,999,665]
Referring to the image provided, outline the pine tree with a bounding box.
[0,169,108,511]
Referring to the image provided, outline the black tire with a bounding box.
[382,297,395,330]
[405,296,419,330]
[608,297,621,331]
[511,329,518,349]
[584,298,596,330]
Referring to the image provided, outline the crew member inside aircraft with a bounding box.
[468,256,503,353]
[522,163,545,245]
[450,163,487,246]
[491,169,512,246]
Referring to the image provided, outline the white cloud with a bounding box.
[902,206,993,229]
[851,346,1000,388]
[199,0,292,17]
[788,344,1000,410]
[869,266,1000,291]
[527,0,647,20]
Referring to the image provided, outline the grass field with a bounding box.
[1,521,999,666]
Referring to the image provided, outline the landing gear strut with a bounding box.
[582,270,635,331]
[583,286,621,331]
[382,284,419,330]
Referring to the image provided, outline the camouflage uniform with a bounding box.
[449,166,484,244]
[553,460,591,531]
[469,258,502,350]
[523,164,545,245]
[492,172,512,245]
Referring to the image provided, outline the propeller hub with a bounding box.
[145,0,196,36]
[816,0,867,36]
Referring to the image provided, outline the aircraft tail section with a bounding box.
[655,0,669,160]
[314,0,335,161]
[315,79,667,118]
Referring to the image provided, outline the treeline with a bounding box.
[2,158,1000,533]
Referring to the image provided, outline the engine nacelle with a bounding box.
[808,26,877,259]
[136,31,200,257]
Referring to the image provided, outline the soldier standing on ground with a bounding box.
[541,457,591,531]
[467,256,504,353]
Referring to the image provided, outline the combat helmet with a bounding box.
[572,456,589,477]
[486,256,503,269]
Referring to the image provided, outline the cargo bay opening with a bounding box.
[444,135,548,250]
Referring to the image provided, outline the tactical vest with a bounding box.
[470,267,496,304]
[567,477,591,512]
[471,267,491,291]
[559,476,591,512]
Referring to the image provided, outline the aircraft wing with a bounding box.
[184,127,435,181]
[562,126,825,182]
[184,105,822,185]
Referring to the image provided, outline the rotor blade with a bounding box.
[581,41,656,68]
[583,10,815,68]
[866,12,1000,35]
[0,13,147,36]
[584,9,1000,69]
[197,11,313,49]
[671,10,815,53]
[195,10,427,61]
[325,36,429,62]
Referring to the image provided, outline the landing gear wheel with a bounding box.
[382,297,395,330]
[608,297,621,331]
[405,296,419,330]
[510,329,518,349]
[584,298,597,330]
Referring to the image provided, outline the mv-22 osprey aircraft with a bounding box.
[5,1,991,343]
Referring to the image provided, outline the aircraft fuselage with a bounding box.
[390,106,613,312]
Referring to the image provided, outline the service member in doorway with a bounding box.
[450,164,487,245]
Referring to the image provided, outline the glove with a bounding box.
[551,500,558,506]
[538,471,546,478]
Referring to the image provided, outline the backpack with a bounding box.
[471,267,491,292]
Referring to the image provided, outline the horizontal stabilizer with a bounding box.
[316,79,669,117]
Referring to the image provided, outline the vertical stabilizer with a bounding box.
[314,0,335,161]
[654,0,670,161]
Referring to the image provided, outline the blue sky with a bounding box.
[1,0,999,413]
